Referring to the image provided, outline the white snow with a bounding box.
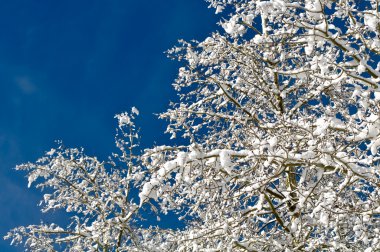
[215,5,224,14]
[364,12,379,32]
[131,106,139,115]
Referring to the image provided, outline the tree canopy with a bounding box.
[5,0,380,251]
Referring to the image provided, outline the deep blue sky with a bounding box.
[0,1,219,251]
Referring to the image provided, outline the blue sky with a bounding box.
[0,1,219,251]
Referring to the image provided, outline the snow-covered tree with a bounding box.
[4,109,147,251]
[6,0,380,251]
